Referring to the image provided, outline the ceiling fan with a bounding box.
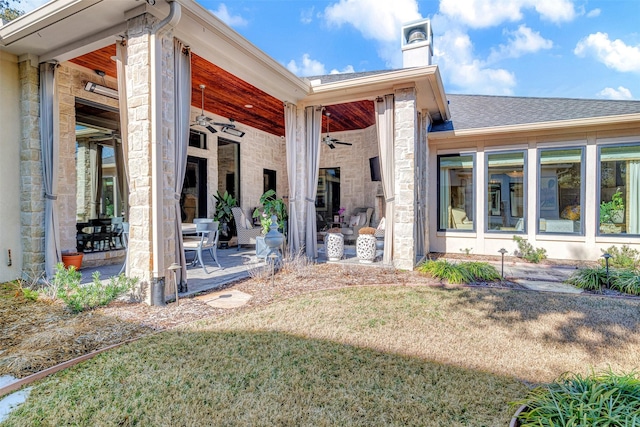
[322,112,352,149]
[191,84,238,134]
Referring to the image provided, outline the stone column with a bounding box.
[18,55,45,277]
[393,87,418,270]
[125,14,177,303]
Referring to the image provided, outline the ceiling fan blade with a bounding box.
[205,125,217,133]
[328,142,336,149]
[212,122,235,128]
[334,141,352,146]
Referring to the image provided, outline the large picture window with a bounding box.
[486,151,525,232]
[438,154,474,231]
[598,144,640,235]
[538,148,584,234]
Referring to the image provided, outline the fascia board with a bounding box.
[0,0,101,46]
[304,66,449,121]
[176,0,309,102]
[428,114,640,139]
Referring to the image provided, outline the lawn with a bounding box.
[3,283,640,426]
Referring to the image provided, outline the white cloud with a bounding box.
[434,29,516,95]
[211,4,248,28]
[330,65,356,74]
[286,54,327,76]
[597,86,634,100]
[586,8,601,18]
[300,7,315,24]
[438,0,576,28]
[323,0,421,67]
[489,25,553,61]
[574,32,640,73]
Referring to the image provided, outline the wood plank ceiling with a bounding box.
[70,45,375,137]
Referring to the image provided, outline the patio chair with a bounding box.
[231,207,262,251]
[183,221,221,273]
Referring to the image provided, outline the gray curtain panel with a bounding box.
[375,94,395,265]
[285,102,300,254]
[173,38,191,288]
[116,41,131,274]
[305,106,322,258]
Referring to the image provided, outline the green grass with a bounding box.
[416,259,500,283]
[5,286,640,426]
[514,370,640,426]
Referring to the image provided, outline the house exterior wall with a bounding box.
[428,124,640,261]
[0,51,23,282]
[18,55,44,277]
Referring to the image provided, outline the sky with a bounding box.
[15,0,640,100]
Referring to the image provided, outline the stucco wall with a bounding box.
[0,51,23,282]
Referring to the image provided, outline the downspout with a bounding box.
[150,0,181,279]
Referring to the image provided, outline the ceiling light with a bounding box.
[244,104,253,109]
[222,126,245,138]
[84,81,118,99]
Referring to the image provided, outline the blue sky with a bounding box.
[17,0,640,100]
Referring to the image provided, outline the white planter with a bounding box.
[324,233,344,261]
[356,234,376,263]
[611,209,624,224]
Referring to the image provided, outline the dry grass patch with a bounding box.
[194,286,640,384]
[0,282,154,377]
[4,330,526,426]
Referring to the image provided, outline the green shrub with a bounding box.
[417,260,500,284]
[600,245,640,270]
[54,263,137,313]
[566,266,640,295]
[610,269,640,296]
[514,370,640,426]
[513,236,547,263]
[565,266,608,291]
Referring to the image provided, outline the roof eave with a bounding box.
[429,113,640,139]
[304,66,450,121]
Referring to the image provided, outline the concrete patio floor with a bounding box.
[78,243,391,299]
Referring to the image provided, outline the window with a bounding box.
[538,148,583,234]
[189,130,207,149]
[438,154,474,231]
[598,144,640,235]
[486,151,525,232]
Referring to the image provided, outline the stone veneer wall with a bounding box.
[393,87,418,270]
[19,57,45,274]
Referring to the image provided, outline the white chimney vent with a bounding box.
[401,19,433,68]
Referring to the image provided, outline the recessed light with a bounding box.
[244,104,253,109]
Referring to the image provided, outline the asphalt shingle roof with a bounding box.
[432,94,640,132]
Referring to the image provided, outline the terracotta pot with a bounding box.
[61,252,83,270]
[509,405,528,427]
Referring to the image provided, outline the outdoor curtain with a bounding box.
[285,102,300,254]
[116,41,131,274]
[629,161,640,234]
[173,38,191,289]
[113,137,127,218]
[41,62,61,278]
[375,94,395,265]
[89,144,103,219]
[305,106,323,258]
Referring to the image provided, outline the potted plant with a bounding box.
[252,189,288,235]
[213,190,237,241]
[61,251,83,270]
[600,188,624,227]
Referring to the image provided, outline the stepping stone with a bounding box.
[196,289,252,308]
[515,280,583,294]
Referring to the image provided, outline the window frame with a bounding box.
[437,153,476,232]
[597,142,640,237]
[536,146,585,235]
[484,150,527,234]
